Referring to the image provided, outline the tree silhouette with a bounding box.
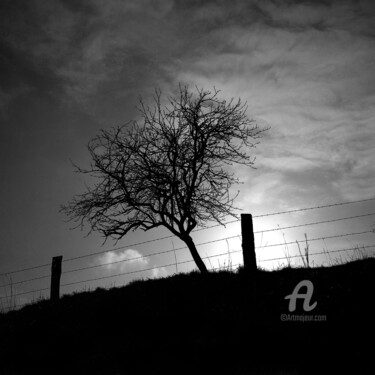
[62,86,268,273]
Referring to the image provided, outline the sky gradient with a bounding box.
[1,0,375,308]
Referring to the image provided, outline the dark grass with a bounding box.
[0,258,374,374]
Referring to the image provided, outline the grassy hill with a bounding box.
[0,258,374,374]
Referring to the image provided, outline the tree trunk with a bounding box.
[182,234,208,273]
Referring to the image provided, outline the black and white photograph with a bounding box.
[1,1,374,374]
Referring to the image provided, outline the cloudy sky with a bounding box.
[1,0,375,307]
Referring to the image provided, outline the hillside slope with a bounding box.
[1,258,374,374]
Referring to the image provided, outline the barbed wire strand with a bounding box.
[1,197,374,277]
[0,250,243,299]
[256,230,373,249]
[3,235,375,306]
[57,212,375,277]
[3,230,373,299]
[62,250,241,277]
[258,244,375,263]
[2,245,372,312]
[2,214,374,288]
[0,262,243,313]
[3,237,374,309]
[1,274,51,287]
[253,212,375,234]
[63,197,375,262]
[60,250,243,288]
[62,213,375,275]
[0,262,52,278]
[253,197,375,218]
[63,234,242,270]
[0,236,243,288]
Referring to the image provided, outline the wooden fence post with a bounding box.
[241,214,257,272]
[51,256,63,301]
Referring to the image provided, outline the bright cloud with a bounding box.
[151,267,170,279]
[175,1,375,206]
[97,249,149,273]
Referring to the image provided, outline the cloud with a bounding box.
[239,171,284,206]
[151,267,170,279]
[97,249,149,273]
[96,249,171,279]
[0,0,178,121]
[174,1,375,206]
[259,156,320,172]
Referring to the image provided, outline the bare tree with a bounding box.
[62,86,268,273]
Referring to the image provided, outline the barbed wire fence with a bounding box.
[1,197,374,313]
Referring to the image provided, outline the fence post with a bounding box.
[241,214,257,272]
[51,256,63,302]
